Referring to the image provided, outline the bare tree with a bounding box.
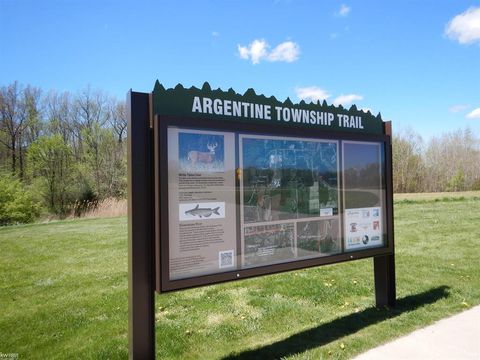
[424,128,480,192]
[19,85,43,179]
[45,90,73,143]
[392,129,424,192]
[73,86,110,130]
[0,82,28,176]
[109,100,127,143]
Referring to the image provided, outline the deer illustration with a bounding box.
[187,143,218,165]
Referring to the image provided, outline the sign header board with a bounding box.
[153,81,384,135]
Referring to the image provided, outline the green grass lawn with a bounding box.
[1,196,479,359]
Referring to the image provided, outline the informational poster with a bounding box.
[239,134,341,267]
[344,207,383,250]
[167,128,237,280]
[342,141,385,250]
[166,127,387,281]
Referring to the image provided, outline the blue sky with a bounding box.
[1,0,479,139]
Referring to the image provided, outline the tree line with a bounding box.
[0,81,126,222]
[392,128,480,193]
[1,81,480,224]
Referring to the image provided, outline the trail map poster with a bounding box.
[239,134,341,267]
[167,128,237,280]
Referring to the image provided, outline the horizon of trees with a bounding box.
[1,81,480,223]
[0,81,126,218]
[392,128,480,193]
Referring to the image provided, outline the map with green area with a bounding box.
[241,136,338,223]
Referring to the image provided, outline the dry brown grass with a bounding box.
[394,190,480,201]
[63,192,480,220]
[81,198,127,218]
[40,191,478,221]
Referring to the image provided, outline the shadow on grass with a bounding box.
[223,286,450,360]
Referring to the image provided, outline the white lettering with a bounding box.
[254,103,263,118]
[192,96,202,113]
[328,113,334,125]
[349,115,356,128]
[224,100,232,116]
[191,96,356,129]
[213,99,223,115]
[275,106,282,120]
[292,108,302,123]
[242,102,250,116]
[302,110,309,123]
[203,97,213,114]
[264,105,271,120]
[318,112,325,125]
[337,114,343,127]
[232,101,241,117]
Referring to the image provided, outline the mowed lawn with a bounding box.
[1,196,480,359]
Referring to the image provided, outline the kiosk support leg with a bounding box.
[127,91,155,359]
[375,120,396,308]
[374,254,396,307]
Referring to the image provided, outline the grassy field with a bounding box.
[1,194,479,359]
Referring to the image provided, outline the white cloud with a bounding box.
[237,39,300,64]
[466,108,480,119]
[449,104,470,113]
[212,31,220,37]
[295,86,331,102]
[337,4,351,17]
[268,41,300,62]
[333,94,363,106]
[445,7,480,44]
[238,39,268,64]
[296,87,364,107]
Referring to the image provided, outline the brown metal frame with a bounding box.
[154,114,395,294]
[128,92,395,359]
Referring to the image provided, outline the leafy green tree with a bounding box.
[27,135,75,215]
[446,170,466,192]
[81,123,126,198]
[0,175,40,225]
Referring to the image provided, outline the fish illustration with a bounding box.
[185,204,220,218]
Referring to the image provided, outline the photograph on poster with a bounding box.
[297,218,341,257]
[179,202,225,221]
[241,136,338,224]
[178,132,225,172]
[243,223,295,267]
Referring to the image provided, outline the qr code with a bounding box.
[219,250,234,268]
